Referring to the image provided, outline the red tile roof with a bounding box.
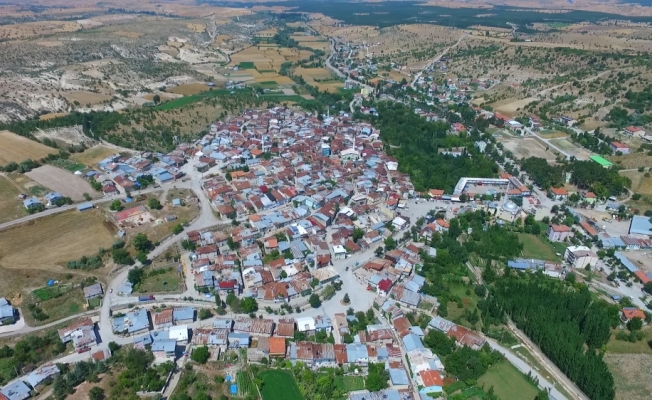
[622,308,646,320]
[421,369,443,388]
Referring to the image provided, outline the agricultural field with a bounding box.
[0,209,116,277]
[499,137,557,162]
[259,370,303,400]
[236,370,255,397]
[536,129,567,139]
[517,233,560,261]
[477,361,540,400]
[0,175,27,224]
[167,83,213,96]
[26,164,96,201]
[294,67,343,93]
[0,131,55,165]
[62,91,113,106]
[605,328,652,400]
[335,375,365,392]
[6,172,48,197]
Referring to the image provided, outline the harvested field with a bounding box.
[0,131,55,165]
[605,353,652,400]
[0,210,116,276]
[0,175,26,224]
[113,31,142,38]
[71,146,121,167]
[168,83,211,95]
[500,137,557,162]
[187,23,205,33]
[39,112,69,120]
[8,173,48,197]
[26,164,96,200]
[62,91,112,105]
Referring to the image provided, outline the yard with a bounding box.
[137,265,182,294]
[0,175,27,224]
[260,370,303,400]
[24,286,87,326]
[517,233,560,261]
[0,209,116,277]
[48,158,86,173]
[335,375,365,392]
[477,361,539,400]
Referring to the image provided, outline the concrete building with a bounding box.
[564,245,598,270]
[547,224,572,242]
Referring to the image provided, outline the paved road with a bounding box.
[410,35,466,90]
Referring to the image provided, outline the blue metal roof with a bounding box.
[615,251,638,272]
[389,368,409,385]
[77,202,94,211]
[630,216,652,236]
[173,307,195,322]
[402,333,424,352]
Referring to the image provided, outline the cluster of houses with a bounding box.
[21,191,69,211]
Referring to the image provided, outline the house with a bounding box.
[192,328,229,347]
[0,380,31,400]
[377,278,393,297]
[268,337,286,357]
[152,340,177,359]
[583,192,597,204]
[288,341,335,366]
[547,224,572,242]
[24,363,60,389]
[610,142,630,154]
[112,308,150,335]
[428,189,444,199]
[153,308,174,329]
[331,245,347,261]
[620,307,647,324]
[83,283,103,300]
[169,325,189,343]
[625,126,646,137]
[275,319,295,338]
[388,368,410,389]
[228,332,250,348]
[0,298,16,325]
[173,307,195,325]
[564,245,598,269]
[550,188,568,201]
[44,192,63,206]
[23,197,42,210]
[58,317,97,350]
[418,369,443,392]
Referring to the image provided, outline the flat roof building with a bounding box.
[589,155,613,168]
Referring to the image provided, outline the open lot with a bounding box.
[7,173,48,197]
[620,170,652,196]
[606,350,652,400]
[0,131,55,165]
[260,370,303,400]
[518,233,560,261]
[609,153,652,169]
[26,164,96,200]
[25,287,87,326]
[71,145,120,167]
[0,175,26,224]
[137,265,183,294]
[500,137,557,162]
[477,361,539,400]
[0,209,116,276]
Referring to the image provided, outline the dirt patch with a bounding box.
[32,125,97,147]
[492,97,538,116]
[500,137,557,161]
[113,31,143,38]
[62,91,113,105]
[26,164,96,200]
[167,83,211,95]
[0,130,55,165]
[35,41,64,47]
[605,353,652,400]
[187,23,205,33]
[0,209,116,277]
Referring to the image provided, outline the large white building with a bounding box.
[564,246,598,270]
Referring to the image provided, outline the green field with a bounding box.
[33,284,73,301]
[27,287,86,326]
[477,362,539,400]
[88,297,101,308]
[260,370,303,400]
[137,266,182,293]
[237,371,255,397]
[517,234,559,260]
[238,62,256,69]
[49,158,86,173]
[335,375,365,392]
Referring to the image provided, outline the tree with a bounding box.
[191,346,210,364]
[241,297,258,313]
[83,193,91,201]
[343,293,350,304]
[644,281,652,294]
[88,387,104,400]
[112,248,133,265]
[280,270,288,279]
[148,198,161,210]
[136,252,148,264]
[384,237,397,251]
[133,233,152,252]
[352,228,364,243]
[366,363,389,391]
[374,246,384,256]
[628,317,643,332]
[128,267,144,286]
[215,292,222,307]
[172,223,184,235]
[153,94,161,105]
[199,309,213,320]
[110,199,123,211]
[309,293,321,308]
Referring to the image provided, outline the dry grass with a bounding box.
[26,164,96,201]
[0,175,26,224]
[39,112,69,120]
[71,145,120,167]
[620,170,652,196]
[62,91,113,105]
[0,20,79,40]
[0,266,78,306]
[187,23,205,33]
[500,137,557,161]
[605,353,652,400]
[113,31,142,38]
[0,210,116,277]
[0,131,55,165]
[167,83,211,95]
[609,153,652,169]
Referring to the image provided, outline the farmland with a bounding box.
[518,233,560,261]
[0,131,55,165]
[26,164,96,201]
[605,328,652,400]
[236,370,255,397]
[335,375,365,392]
[70,145,120,167]
[294,67,343,93]
[167,83,212,96]
[477,361,539,400]
[62,91,113,106]
[259,370,303,400]
[499,137,557,162]
[0,175,26,224]
[0,209,116,277]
